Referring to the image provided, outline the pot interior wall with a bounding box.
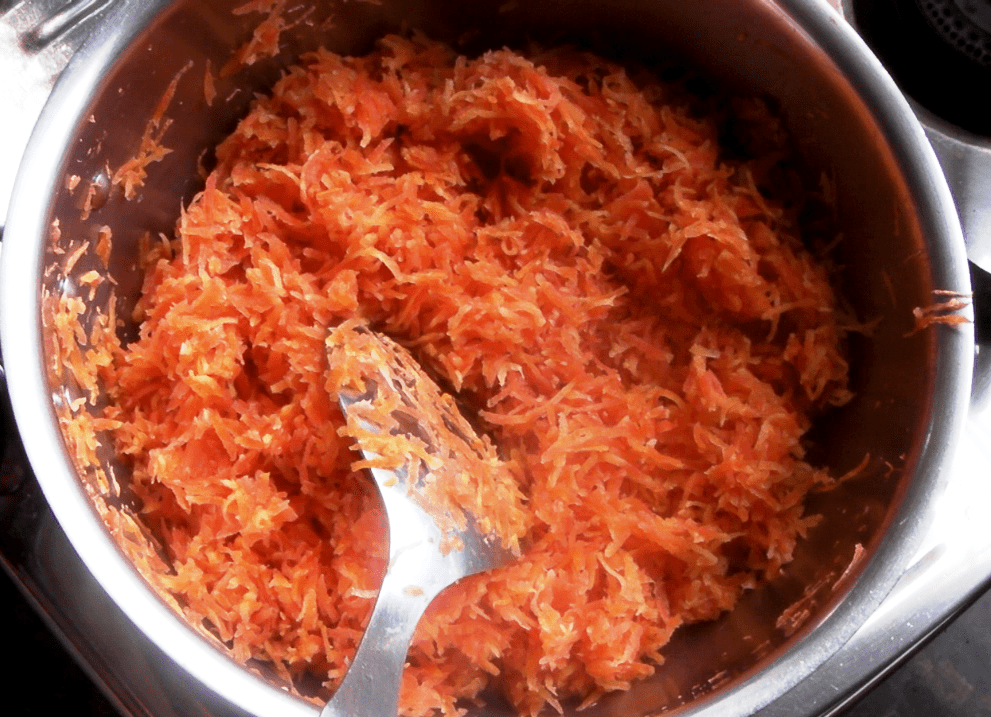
[37,0,941,714]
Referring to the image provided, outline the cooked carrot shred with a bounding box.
[111,61,193,199]
[84,35,854,716]
[908,291,972,335]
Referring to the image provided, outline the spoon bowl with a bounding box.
[322,324,518,717]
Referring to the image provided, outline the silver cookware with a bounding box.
[0,1,984,716]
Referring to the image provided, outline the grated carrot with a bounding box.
[908,291,972,335]
[83,35,855,716]
[111,60,193,200]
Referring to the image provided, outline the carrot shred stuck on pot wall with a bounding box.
[88,35,853,717]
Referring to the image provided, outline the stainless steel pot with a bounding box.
[0,1,980,716]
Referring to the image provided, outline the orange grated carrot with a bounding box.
[204,60,217,107]
[112,61,193,200]
[69,35,857,717]
[908,291,972,335]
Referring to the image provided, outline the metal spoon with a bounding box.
[322,325,517,717]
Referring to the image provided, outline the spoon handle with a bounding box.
[320,562,436,717]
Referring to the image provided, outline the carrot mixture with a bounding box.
[94,35,852,716]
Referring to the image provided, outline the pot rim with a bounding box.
[0,0,975,715]
[0,1,316,715]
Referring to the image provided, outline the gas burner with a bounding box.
[917,0,991,66]
[852,0,991,135]
[916,0,991,67]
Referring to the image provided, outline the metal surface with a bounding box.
[0,0,120,231]
[2,3,328,715]
[924,116,991,274]
[326,327,514,717]
[0,0,982,716]
[758,395,991,716]
[1,357,989,717]
[0,358,251,717]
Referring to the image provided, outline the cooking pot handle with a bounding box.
[922,120,991,275]
[0,0,120,237]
